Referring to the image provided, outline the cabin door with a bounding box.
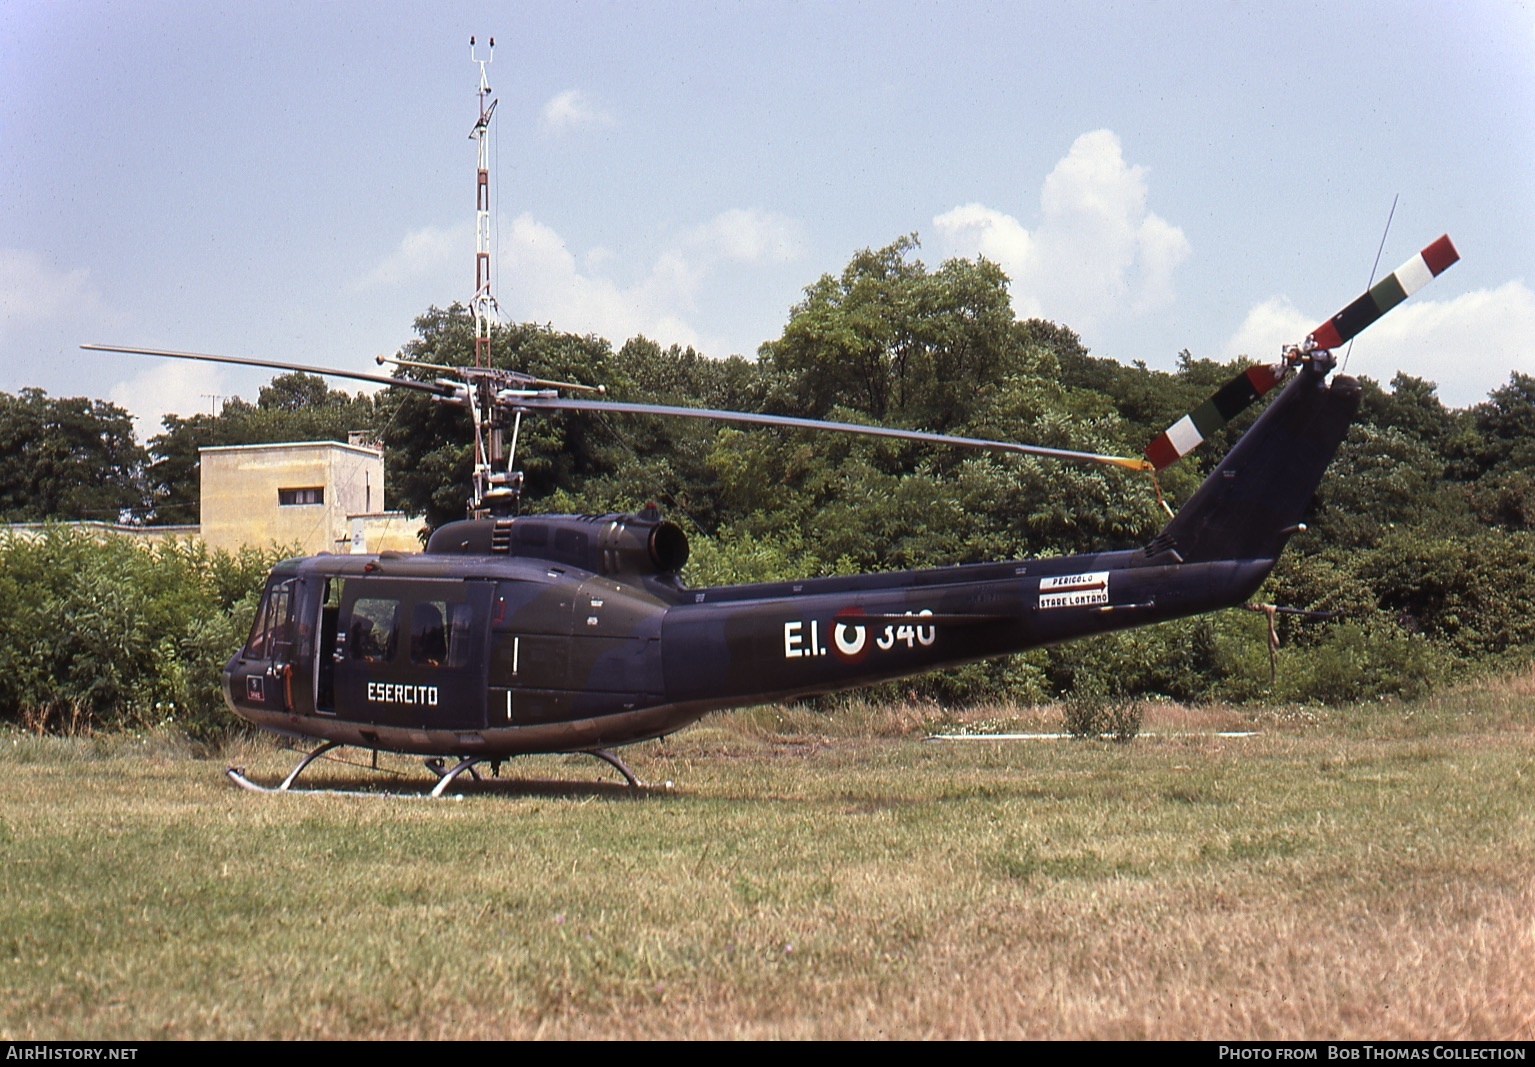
[228,575,299,714]
[325,578,492,730]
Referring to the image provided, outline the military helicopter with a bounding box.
[85,233,1458,795]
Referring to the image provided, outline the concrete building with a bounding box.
[199,440,425,555]
[3,440,426,554]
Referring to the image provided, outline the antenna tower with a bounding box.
[466,35,502,511]
[469,35,498,370]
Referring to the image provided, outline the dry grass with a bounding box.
[2,671,1533,1040]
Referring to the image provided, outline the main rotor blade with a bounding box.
[1308,234,1459,350]
[503,395,1154,472]
[81,344,457,397]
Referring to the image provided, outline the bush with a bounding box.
[1270,617,1452,704]
[0,528,287,736]
[1061,685,1143,742]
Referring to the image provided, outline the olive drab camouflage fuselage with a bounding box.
[224,360,1362,760]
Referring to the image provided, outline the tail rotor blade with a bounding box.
[1145,233,1458,472]
[1308,234,1459,351]
[1144,361,1286,471]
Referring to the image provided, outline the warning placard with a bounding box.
[1038,571,1110,610]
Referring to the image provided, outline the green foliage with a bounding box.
[1268,618,1450,704]
[1467,470,1535,531]
[1315,424,1458,546]
[0,389,147,523]
[1061,687,1143,742]
[1356,372,1456,451]
[682,526,824,588]
[1470,372,1535,473]
[1355,529,1535,659]
[0,528,284,736]
[762,235,1026,431]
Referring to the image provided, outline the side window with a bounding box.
[410,600,476,668]
[445,603,474,668]
[349,597,399,662]
[410,601,448,665]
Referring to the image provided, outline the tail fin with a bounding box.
[1147,361,1360,565]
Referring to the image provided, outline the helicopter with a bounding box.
[84,233,1458,795]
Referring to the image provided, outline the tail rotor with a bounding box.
[1142,234,1460,473]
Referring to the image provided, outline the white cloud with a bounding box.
[1223,281,1535,409]
[933,129,1191,329]
[353,223,469,290]
[503,212,708,350]
[931,203,1041,315]
[353,202,804,357]
[500,207,806,355]
[685,208,807,265]
[541,89,616,133]
[109,359,226,444]
[0,248,103,343]
[1222,296,1315,365]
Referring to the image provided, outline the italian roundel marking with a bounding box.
[831,607,869,663]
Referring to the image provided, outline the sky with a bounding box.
[2,0,1532,444]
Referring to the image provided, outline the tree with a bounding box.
[1465,372,1535,476]
[0,389,147,523]
[1373,372,1455,448]
[0,527,281,734]
[761,235,1029,432]
[1311,424,1459,547]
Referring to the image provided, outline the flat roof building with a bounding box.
[5,440,426,554]
[199,441,424,555]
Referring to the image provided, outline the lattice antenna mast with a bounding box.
[470,35,498,368]
[468,35,501,512]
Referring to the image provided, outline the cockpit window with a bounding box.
[244,578,296,659]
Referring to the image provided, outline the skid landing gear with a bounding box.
[423,747,642,797]
[227,742,649,795]
[227,739,345,793]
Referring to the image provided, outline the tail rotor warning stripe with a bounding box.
[1308,234,1459,351]
[1143,361,1286,471]
[1144,234,1459,472]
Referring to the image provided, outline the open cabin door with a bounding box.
[320,577,492,730]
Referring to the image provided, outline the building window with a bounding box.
[279,487,324,506]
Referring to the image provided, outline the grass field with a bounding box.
[2,671,1533,1040]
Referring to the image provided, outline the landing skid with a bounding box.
[225,763,421,797]
[226,739,344,793]
[422,747,643,797]
[226,741,649,796]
